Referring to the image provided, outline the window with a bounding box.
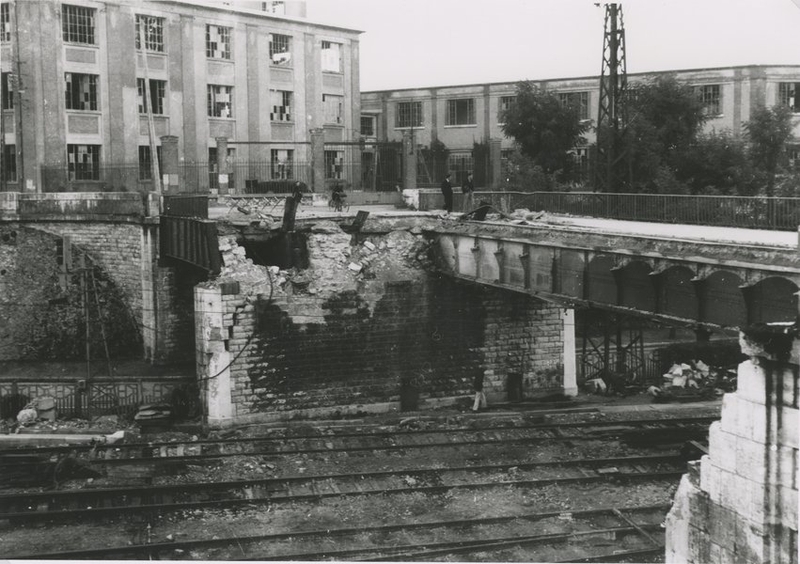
[321,40,341,73]
[1,144,15,182]
[135,15,164,52]
[789,145,800,171]
[448,151,473,186]
[1,72,12,110]
[263,1,285,14]
[558,91,590,120]
[395,101,422,128]
[65,73,98,111]
[137,78,166,115]
[207,85,233,117]
[1,3,10,43]
[270,89,292,121]
[269,33,292,66]
[62,5,95,45]
[498,95,516,122]
[67,144,100,181]
[138,145,162,180]
[446,98,476,126]
[779,82,800,113]
[695,84,722,116]
[323,93,343,124]
[270,149,293,179]
[206,25,231,59]
[360,115,375,137]
[324,150,343,179]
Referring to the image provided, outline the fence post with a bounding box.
[216,137,229,195]
[310,128,325,193]
[489,138,502,190]
[402,130,416,191]
[160,135,179,193]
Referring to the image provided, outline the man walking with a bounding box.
[440,173,454,213]
[462,173,475,212]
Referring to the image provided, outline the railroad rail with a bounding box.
[10,503,670,560]
[0,453,686,521]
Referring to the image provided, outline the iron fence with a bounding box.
[163,194,209,219]
[41,164,159,193]
[469,191,800,231]
[228,159,311,193]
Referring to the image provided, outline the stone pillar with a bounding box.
[310,128,325,193]
[561,308,578,396]
[215,137,229,195]
[140,225,158,362]
[489,138,503,190]
[665,325,799,564]
[195,285,233,426]
[402,130,417,191]
[160,135,179,193]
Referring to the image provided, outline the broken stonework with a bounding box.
[666,323,799,564]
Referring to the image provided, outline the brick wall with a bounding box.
[0,224,143,361]
[155,265,206,363]
[196,227,566,423]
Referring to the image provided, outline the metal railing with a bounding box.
[163,194,209,219]
[467,191,800,231]
[41,164,158,193]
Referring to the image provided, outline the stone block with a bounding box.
[709,421,738,474]
[688,524,711,564]
[708,499,741,550]
[734,521,766,564]
[701,455,722,502]
[737,360,799,408]
[708,541,723,564]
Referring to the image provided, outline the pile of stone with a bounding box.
[648,360,737,401]
[15,396,57,426]
[134,403,173,429]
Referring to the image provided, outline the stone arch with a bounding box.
[658,266,699,321]
[586,255,617,305]
[699,270,747,328]
[746,276,799,324]
[618,260,656,312]
[0,226,142,361]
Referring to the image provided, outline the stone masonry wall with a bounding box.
[666,329,799,564]
[195,222,565,424]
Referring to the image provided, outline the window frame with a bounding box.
[324,149,344,179]
[395,101,423,129]
[360,115,375,137]
[64,72,99,112]
[205,24,232,60]
[322,93,343,125]
[557,91,590,121]
[207,84,234,118]
[66,144,101,181]
[695,84,722,117]
[269,33,292,66]
[137,78,166,115]
[62,4,96,46]
[497,95,516,123]
[1,71,12,110]
[778,82,800,113]
[135,14,165,53]
[447,151,473,186]
[445,98,476,127]
[270,89,293,122]
[1,3,10,43]
[321,40,342,73]
[1,143,16,182]
[138,145,163,181]
[270,148,294,180]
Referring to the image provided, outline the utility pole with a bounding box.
[594,3,628,192]
[138,18,161,192]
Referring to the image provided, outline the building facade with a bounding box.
[361,65,800,187]
[0,0,361,192]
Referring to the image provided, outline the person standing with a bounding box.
[462,173,475,212]
[440,173,454,213]
[472,372,487,412]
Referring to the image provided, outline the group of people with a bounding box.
[439,173,474,213]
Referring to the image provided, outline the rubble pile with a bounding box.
[648,359,737,402]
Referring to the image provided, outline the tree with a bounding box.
[744,104,794,197]
[500,81,589,178]
[677,131,753,195]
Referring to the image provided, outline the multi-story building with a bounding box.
[0,0,362,192]
[361,65,800,186]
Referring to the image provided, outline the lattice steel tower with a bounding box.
[594,3,629,192]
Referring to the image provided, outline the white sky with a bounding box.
[305,0,800,91]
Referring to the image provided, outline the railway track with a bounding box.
[0,415,715,469]
[0,453,685,521]
[10,503,669,560]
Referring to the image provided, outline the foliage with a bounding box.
[500,81,589,176]
[744,104,795,196]
[499,148,559,192]
[676,131,753,195]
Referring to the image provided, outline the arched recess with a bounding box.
[658,266,699,322]
[586,255,617,305]
[619,261,656,313]
[746,276,799,324]
[699,270,747,328]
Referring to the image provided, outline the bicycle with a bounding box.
[328,192,349,212]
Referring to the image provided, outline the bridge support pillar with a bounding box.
[195,285,234,427]
[402,130,417,191]
[561,308,578,396]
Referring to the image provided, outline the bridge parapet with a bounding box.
[0,192,158,223]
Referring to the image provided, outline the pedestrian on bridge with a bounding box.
[440,173,453,213]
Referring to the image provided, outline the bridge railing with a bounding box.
[467,192,800,231]
[163,194,209,219]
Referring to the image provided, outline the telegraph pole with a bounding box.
[594,3,628,192]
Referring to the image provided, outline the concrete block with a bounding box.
[737,360,799,408]
[700,455,722,502]
[688,524,711,564]
[709,421,738,474]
